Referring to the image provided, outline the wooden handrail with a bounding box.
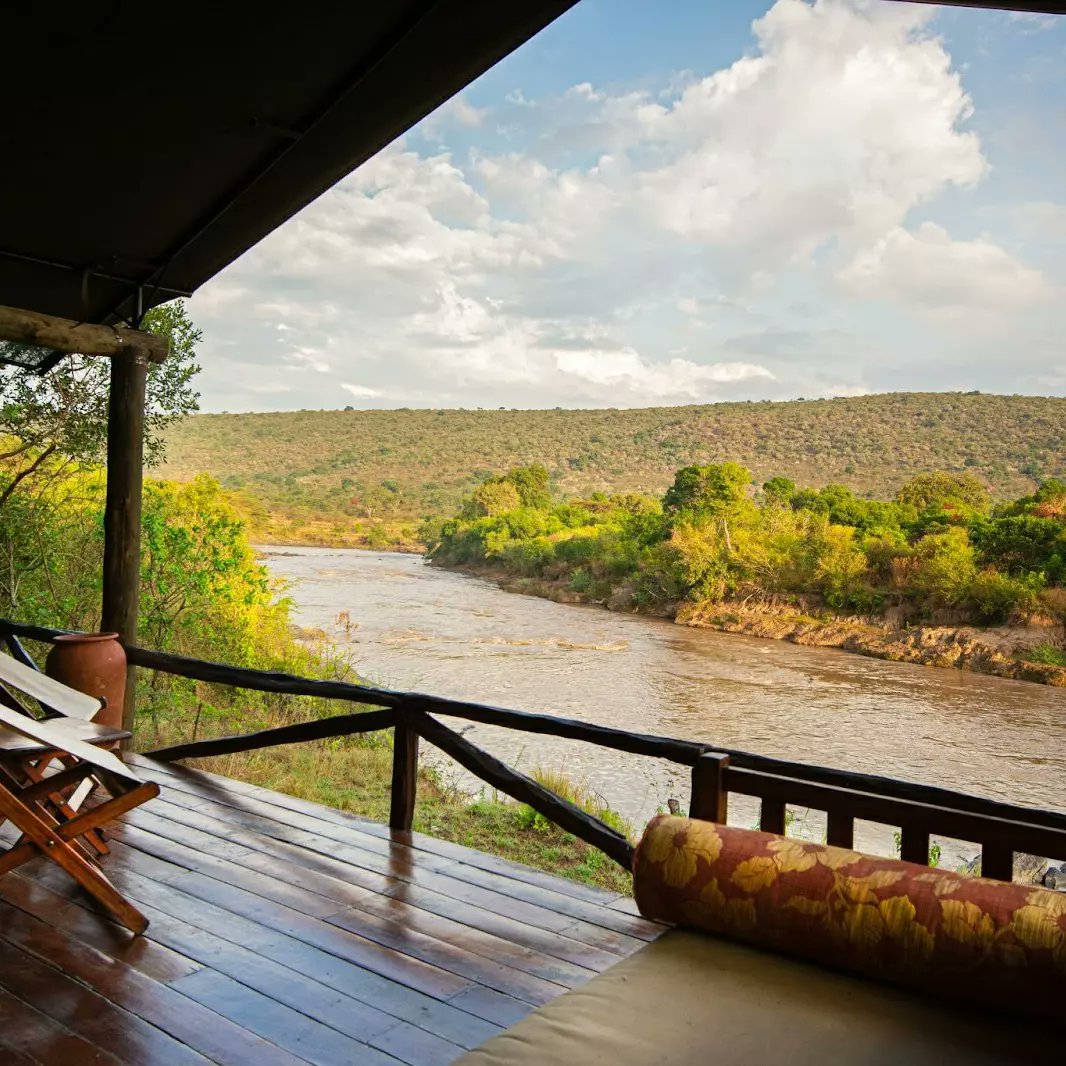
[725,763,1066,864]
[3,617,1065,879]
[149,707,400,762]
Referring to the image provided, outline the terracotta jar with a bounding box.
[45,632,126,730]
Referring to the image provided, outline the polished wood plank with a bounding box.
[0,938,210,1066]
[432,859,661,941]
[86,859,503,1043]
[446,985,536,1029]
[113,822,343,917]
[148,776,658,940]
[325,905,572,1005]
[133,791,651,953]
[0,985,119,1065]
[131,755,628,904]
[0,905,304,1066]
[131,906,470,1065]
[23,850,504,1052]
[117,812,601,986]
[0,754,658,1063]
[134,799,627,970]
[156,867,487,1001]
[0,868,202,984]
[169,969,405,1066]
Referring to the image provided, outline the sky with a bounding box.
[188,0,1066,412]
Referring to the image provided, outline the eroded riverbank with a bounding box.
[450,562,1066,687]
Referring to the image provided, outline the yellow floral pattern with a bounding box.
[633,815,1066,1019]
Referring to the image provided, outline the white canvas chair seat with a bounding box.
[0,653,158,934]
[0,649,102,720]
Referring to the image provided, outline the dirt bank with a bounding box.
[676,602,1066,687]
[445,562,1066,687]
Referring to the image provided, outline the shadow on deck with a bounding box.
[0,753,661,1065]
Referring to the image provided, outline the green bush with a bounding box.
[568,568,592,594]
[968,570,1043,624]
[1027,642,1066,667]
[428,463,1064,629]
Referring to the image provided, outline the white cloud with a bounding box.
[188,0,1062,411]
[553,350,772,397]
[287,346,331,373]
[636,0,985,260]
[341,383,383,399]
[837,221,1055,315]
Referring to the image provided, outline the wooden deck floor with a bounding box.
[0,753,661,1065]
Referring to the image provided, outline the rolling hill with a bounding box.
[158,392,1066,545]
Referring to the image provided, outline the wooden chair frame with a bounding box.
[0,656,159,933]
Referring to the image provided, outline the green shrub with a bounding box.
[568,568,592,594]
[968,570,1043,624]
[1026,642,1066,667]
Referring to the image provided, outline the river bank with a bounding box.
[441,561,1066,687]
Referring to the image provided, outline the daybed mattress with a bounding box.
[458,928,1035,1065]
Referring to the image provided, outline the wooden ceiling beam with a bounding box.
[0,304,168,363]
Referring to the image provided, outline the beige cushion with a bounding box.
[459,929,1034,1065]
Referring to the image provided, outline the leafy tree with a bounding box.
[431,457,1065,630]
[155,394,1066,540]
[910,528,977,607]
[970,515,1065,582]
[1032,479,1066,518]
[968,570,1043,624]
[503,464,552,509]
[139,474,272,657]
[663,463,751,518]
[810,523,869,608]
[896,471,990,516]
[0,300,201,507]
[762,476,795,506]
[463,479,521,518]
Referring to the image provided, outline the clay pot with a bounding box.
[45,632,126,730]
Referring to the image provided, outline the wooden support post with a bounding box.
[101,349,148,736]
[390,722,419,832]
[689,751,729,823]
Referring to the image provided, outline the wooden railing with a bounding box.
[4,618,1066,880]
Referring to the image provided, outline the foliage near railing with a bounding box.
[3,618,1066,878]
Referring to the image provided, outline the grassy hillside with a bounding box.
[159,392,1066,545]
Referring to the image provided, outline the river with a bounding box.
[263,546,1066,867]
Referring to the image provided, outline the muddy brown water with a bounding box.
[263,546,1066,869]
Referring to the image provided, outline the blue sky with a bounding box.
[189,1,1066,411]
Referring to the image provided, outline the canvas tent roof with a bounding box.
[0,0,1060,329]
[0,1,576,326]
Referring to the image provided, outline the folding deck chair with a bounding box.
[0,652,159,934]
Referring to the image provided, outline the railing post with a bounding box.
[899,826,931,866]
[980,844,1014,882]
[689,751,729,823]
[389,721,419,832]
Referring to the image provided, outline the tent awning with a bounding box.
[1,0,1059,328]
[0,1,576,325]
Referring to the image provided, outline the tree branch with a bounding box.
[0,444,57,509]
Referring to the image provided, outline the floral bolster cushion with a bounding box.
[633,815,1066,1019]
